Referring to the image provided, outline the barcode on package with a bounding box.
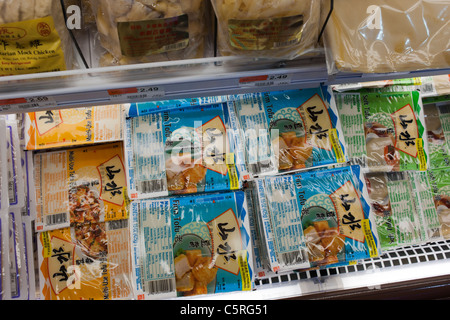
[137,179,166,194]
[145,279,175,295]
[108,219,128,230]
[279,249,307,267]
[46,213,68,226]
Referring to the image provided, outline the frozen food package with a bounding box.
[37,219,133,300]
[5,120,25,209]
[228,86,346,177]
[125,103,247,200]
[34,142,128,232]
[255,165,379,273]
[0,214,11,300]
[424,103,450,169]
[323,0,450,74]
[8,208,28,299]
[24,105,125,150]
[130,191,253,299]
[334,90,428,172]
[88,0,210,66]
[365,171,429,252]
[427,167,450,240]
[211,0,321,59]
[0,0,76,76]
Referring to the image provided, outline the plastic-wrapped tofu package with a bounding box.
[0,0,76,76]
[37,219,133,300]
[0,213,11,300]
[34,142,128,232]
[211,0,321,59]
[8,208,28,299]
[424,103,450,169]
[255,165,379,273]
[334,90,428,172]
[5,120,25,210]
[130,191,253,299]
[323,0,450,74]
[228,87,346,177]
[427,167,450,240]
[23,105,125,150]
[88,0,210,66]
[0,117,8,214]
[125,103,247,200]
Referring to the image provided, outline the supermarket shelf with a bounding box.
[1,55,449,114]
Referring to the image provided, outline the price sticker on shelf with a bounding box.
[0,96,56,112]
[108,86,165,102]
[238,73,292,87]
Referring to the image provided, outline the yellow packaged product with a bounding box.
[211,0,321,59]
[24,104,124,150]
[34,142,128,232]
[0,0,75,76]
[37,219,133,300]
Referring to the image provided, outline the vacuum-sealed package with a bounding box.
[8,208,28,299]
[424,103,450,169]
[130,191,253,299]
[89,0,210,66]
[0,214,11,300]
[37,219,133,300]
[0,0,75,76]
[125,103,247,200]
[427,167,450,240]
[255,165,379,273]
[211,0,320,59]
[6,120,25,210]
[334,90,428,172]
[0,117,8,215]
[323,0,450,74]
[24,105,125,150]
[34,142,128,232]
[229,87,346,177]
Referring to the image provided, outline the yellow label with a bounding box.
[416,138,427,171]
[41,231,52,258]
[226,153,239,190]
[362,219,378,258]
[348,260,357,265]
[0,16,66,76]
[237,250,252,291]
[330,128,345,163]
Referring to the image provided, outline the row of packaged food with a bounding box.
[1,77,450,299]
[1,0,449,76]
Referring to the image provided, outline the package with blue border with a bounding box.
[125,103,247,200]
[228,86,347,177]
[255,165,379,273]
[129,191,253,299]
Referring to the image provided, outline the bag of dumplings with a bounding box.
[323,0,450,74]
[89,0,210,66]
[211,0,321,59]
[0,0,75,76]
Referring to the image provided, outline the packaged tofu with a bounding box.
[0,0,75,76]
[323,0,450,74]
[89,0,210,66]
[229,87,346,177]
[211,0,321,59]
[34,142,128,232]
[130,191,253,299]
[427,167,450,240]
[0,117,8,215]
[5,119,25,209]
[24,105,125,150]
[0,214,11,300]
[37,219,133,300]
[424,103,450,169]
[125,103,247,199]
[255,165,378,273]
[8,208,28,299]
[334,90,428,172]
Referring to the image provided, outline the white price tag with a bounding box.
[0,96,56,112]
[238,74,292,87]
[108,86,165,101]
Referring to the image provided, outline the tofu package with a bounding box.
[34,141,128,232]
[23,105,125,150]
[37,219,133,300]
[228,86,347,177]
[0,117,8,215]
[255,165,379,273]
[0,0,76,76]
[334,90,429,172]
[125,103,247,200]
[423,102,450,170]
[323,0,450,74]
[130,191,253,299]
[88,0,211,67]
[211,0,321,59]
[426,167,450,240]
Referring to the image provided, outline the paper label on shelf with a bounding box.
[238,74,292,87]
[0,96,56,112]
[108,86,165,102]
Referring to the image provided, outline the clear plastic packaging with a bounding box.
[255,165,379,273]
[88,0,211,66]
[0,214,11,300]
[5,119,25,210]
[424,103,450,169]
[125,103,247,199]
[34,142,128,232]
[8,208,28,299]
[130,191,253,299]
[228,86,347,177]
[323,0,450,74]
[24,105,125,150]
[0,0,76,76]
[0,117,8,215]
[427,167,450,240]
[211,0,321,59]
[334,90,428,172]
[37,219,133,300]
